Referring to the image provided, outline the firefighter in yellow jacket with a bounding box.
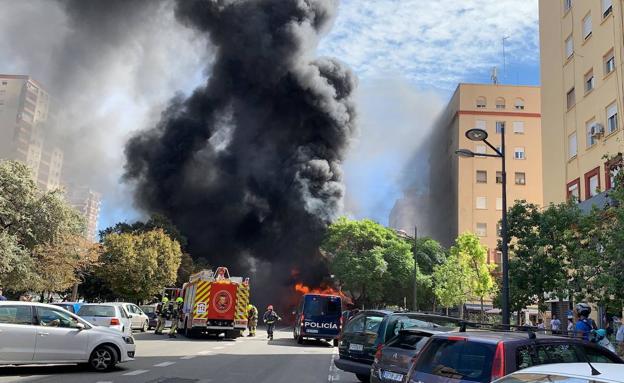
[247,304,258,337]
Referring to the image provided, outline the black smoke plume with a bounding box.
[124,0,357,292]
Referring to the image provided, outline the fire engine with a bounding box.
[180,266,250,339]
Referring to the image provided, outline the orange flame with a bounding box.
[294,282,352,305]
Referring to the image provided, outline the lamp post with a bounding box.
[455,127,510,326]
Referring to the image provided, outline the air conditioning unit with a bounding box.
[590,123,605,138]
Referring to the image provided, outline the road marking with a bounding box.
[212,346,224,350]
[96,381,113,383]
[198,350,213,355]
[124,369,149,376]
[154,361,176,367]
[223,342,235,346]
[180,355,197,360]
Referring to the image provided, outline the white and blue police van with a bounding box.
[293,293,342,346]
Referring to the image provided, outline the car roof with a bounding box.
[80,303,118,307]
[0,301,76,310]
[433,329,568,344]
[504,363,624,382]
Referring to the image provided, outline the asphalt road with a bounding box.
[0,328,359,383]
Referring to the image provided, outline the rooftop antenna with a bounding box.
[502,35,510,82]
[491,67,498,85]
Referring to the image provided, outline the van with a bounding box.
[293,293,342,346]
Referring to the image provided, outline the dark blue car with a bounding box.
[293,294,342,346]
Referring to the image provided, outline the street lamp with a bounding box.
[456,127,510,327]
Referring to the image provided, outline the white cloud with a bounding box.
[320,0,539,90]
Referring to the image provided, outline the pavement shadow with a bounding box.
[133,331,238,342]
[268,337,334,348]
[0,363,131,377]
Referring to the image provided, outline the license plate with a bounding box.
[382,371,404,382]
[306,329,319,334]
[349,343,364,351]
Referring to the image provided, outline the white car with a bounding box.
[110,302,150,332]
[0,301,135,371]
[77,303,132,335]
[493,363,624,383]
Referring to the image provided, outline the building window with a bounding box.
[586,118,597,147]
[584,69,595,93]
[567,88,576,110]
[565,35,574,59]
[475,145,487,155]
[476,170,487,184]
[476,197,487,210]
[607,102,618,134]
[564,0,572,12]
[496,171,503,184]
[496,121,505,134]
[513,121,524,134]
[476,97,486,108]
[567,178,581,202]
[602,0,613,17]
[514,147,525,160]
[1,81,6,86]
[476,223,487,237]
[475,120,486,131]
[585,167,601,198]
[582,13,592,39]
[605,50,615,75]
[496,97,506,109]
[515,98,525,110]
[496,198,503,211]
[515,172,526,185]
[568,132,578,159]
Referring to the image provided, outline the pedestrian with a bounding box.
[574,303,593,341]
[247,304,258,337]
[537,318,545,333]
[155,297,169,335]
[0,287,6,301]
[567,318,574,332]
[263,305,281,340]
[616,321,624,357]
[19,293,32,302]
[169,297,183,338]
[551,314,561,334]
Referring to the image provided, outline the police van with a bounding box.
[293,293,342,346]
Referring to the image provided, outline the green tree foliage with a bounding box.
[322,218,415,308]
[414,237,447,310]
[99,229,182,301]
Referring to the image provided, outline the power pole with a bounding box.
[412,226,418,312]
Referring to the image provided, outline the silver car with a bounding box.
[77,304,132,336]
[110,303,150,332]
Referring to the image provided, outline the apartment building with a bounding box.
[67,187,102,242]
[429,84,543,264]
[540,0,622,204]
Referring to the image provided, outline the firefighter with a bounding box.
[247,304,258,337]
[263,305,281,340]
[169,297,184,338]
[154,296,169,335]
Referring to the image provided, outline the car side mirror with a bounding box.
[76,322,86,330]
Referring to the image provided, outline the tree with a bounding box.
[414,237,447,310]
[99,229,182,301]
[433,254,466,315]
[322,217,415,308]
[99,214,187,249]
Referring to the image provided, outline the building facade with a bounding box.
[67,187,102,242]
[540,0,622,204]
[429,84,543,264]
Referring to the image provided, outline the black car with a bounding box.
[370,328,442,383]
[334,311,461,382]
[406,330,624,383]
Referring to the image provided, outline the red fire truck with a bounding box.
[180,266,250,339]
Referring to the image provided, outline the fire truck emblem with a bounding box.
[213,290,233,313]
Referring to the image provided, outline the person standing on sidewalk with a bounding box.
[263,305,281,340]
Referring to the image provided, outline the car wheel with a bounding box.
[355,374,369,383]
[89,345,118,371]
[141,320,148,332]
[184,320,193,338]
[297,334,304,344]
[333,339,339,347]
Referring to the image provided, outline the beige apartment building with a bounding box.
[540,0,622,204]
[67,187,102,242]
[429,84,543,264]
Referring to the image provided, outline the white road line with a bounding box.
[212,346,224,350]
[154,361,176,367]
[180,355,197,360]
[123,369,149,376]
[96,381,113,383]
[198,350,213,355]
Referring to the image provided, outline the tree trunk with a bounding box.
[480,297,485,323]
[71,283,79,302]
[459,303,465,319]
[446,307,449,316]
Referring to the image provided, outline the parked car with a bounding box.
[293,293,343,346]
[140,304,171,330]
[493,363,624,383]
[0,301,135,371]
[77,303,132,335]
[406,330,624,383]
[52,302,84,314]
[335,311,461,382]
[371,328,443,383]
[111,302,149,332]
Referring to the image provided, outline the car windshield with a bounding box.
[303,295,341,317]
[78,305,116,317]
[414,338,496,382]
[344,313,384,339]
[140,306,155,314]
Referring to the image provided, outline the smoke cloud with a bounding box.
[124,0,357,288]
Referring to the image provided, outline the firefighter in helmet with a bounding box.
[169,297,184,338]
[247,304,258,337]
[263,305,281,340]
[155,296,169,335]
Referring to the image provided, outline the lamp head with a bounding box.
[466,128,488,141]
[455,149,475,158]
